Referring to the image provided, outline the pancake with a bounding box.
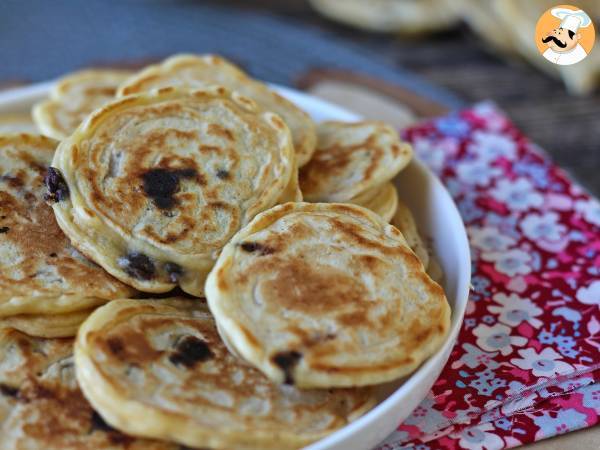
[74,298,375,450]
[0,134,135,320]
[299,121,412,202]
[309,0,459,33]
[349,181,398,222]
[391,198,430,269]
[0,308,95,338]
[205,202,450,388]
[32,69,133,140]
[0,327,174,449]
[0,113,38,134]
[117,54,317,167]
[49,86,294,296]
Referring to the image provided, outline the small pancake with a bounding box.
[349,181,398,223]
[74,298,374,449]
[309,0,459,34]
[32,69,133,140]
[50,86,294,296]
[0,328,174,449]
[0,307,95,338]
[0,113,38,134]
[0,134,135,319]
[206,202,450,388]
[299,121,412,202]
[391,199,430,269]
[118,54,317,166]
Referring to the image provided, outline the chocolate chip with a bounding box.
[49,252,57,257]
[239,242,275,256]
[141,168,197,209]
[272,350,302,385]
[216,169,229,180]
[90,410,114,432]
[117,252,155,280]
[0,227,8,234]
[164,262,183,283]
[0,383,18,398]
[106,337,124,356]
[169,335,213,368]
[44,167,69,202]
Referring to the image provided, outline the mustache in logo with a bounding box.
[542,35,567,48]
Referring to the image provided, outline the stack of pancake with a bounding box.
[0,54,450,449]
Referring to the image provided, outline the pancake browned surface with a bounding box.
[299,121,412,202]
[0,113,39,134]
[50,86,294,296]
[391,198,430,269]
[75,298,374,450]
[0,328,175,449]
[32,69,133,140]
[117,54,317,167]
[0,134,135,324]
[206,202,450,388]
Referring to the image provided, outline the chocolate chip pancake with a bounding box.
[349,181,398,222]
[0,328,175,449]
[206,202,450,388]
[32,69,133,139]
[299,121,412,202]
[49,86,294,296]
[75,298,374,449]
[117,54,317,167]
[0,134,135,326]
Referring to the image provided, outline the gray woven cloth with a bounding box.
[0,0,462,107]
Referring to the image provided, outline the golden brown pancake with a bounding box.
[206,202,451,388]
[0,113,39,134]
[0,134,135,324]
[299,121,412,202]
[0,308,95,338]
[32,69,133,139]
[0,328,174,449]
[117,54,317,166]
[49,86,294,296]
[309,0,459,33]
[391,198,430,268]
[349,181,398,222]
[75,298,374,449]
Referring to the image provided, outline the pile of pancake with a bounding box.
[0,54,450,449]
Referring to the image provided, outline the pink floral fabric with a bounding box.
[376,102,600,450]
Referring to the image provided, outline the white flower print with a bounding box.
[468,130,517,162]
[510,347,573,378]
[457,422,504,450]
[482,249,533,277]
[473,323,527,356]
[576,280,600,306]
[413,136,459,172]
[520,212,566,242]
[575,198,600,227]
[489,293,543,328]
[490,178,544,211]
[469,226,516,252]
[456,159,502,186]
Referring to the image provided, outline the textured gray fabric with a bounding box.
[0,0,462,107]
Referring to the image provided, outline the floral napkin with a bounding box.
[377,102,600,450]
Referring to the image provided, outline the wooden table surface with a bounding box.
[217,0,600,197]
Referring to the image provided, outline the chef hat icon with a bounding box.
[551,8,592,33]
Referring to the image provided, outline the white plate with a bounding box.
[0,82,471,450]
